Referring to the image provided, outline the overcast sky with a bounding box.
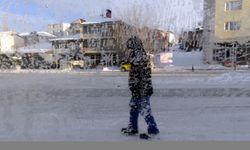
[0,0,203,32]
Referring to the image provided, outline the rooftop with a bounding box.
[72,15,119,25]
[19,32,56,38]
[50,34,81,41]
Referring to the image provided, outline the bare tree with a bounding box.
[115,2,161,52]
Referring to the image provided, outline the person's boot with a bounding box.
[121,127,138,136]
[148,127,159,135]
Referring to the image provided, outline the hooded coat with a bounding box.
[126,36,153,97]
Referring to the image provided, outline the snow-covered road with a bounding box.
[0,72,250,141]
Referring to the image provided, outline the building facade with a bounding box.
[204,0,250,64]
[51,9,171,68]
[51,18,124,68]
[80,20,122,66]
[19,31,56,46]
[179,28,203,52]
[80,21,171,67]
[47,23,71,37]
[0,31,25,54]
[215,0,250,40]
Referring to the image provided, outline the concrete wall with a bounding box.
[0,32,24,54]
[203,0,216,64]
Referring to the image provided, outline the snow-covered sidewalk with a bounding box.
[0,72,250,141]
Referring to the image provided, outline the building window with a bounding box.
[225,1,242,11]
[83,26,88,34]
[213,49,225,62]
[83,40,88,48]
[224,21,241,31]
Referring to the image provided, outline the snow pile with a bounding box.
[103,67,120,72]
[209,72,250,84]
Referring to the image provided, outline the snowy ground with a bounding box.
[0,71,250,141]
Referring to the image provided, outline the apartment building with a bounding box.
[51,9,171,68]
[179,28,203,52]
[50,15,120,68]
[204,0,250,64]
[215,0,250,40]
[47,23,70,37]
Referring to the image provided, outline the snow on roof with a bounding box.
[18,32,29,36]
[17,42,52,53]
[37,32,56,38]
[72,18,86,24]
[82,16,119,25]
[19,32,56,38]
[49,22,71,26]
[50,34,81,41]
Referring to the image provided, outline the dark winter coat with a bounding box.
[126,36,153,97]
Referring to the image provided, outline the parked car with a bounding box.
[223,60,237,68]
[120,62,131,72]
[68,60,85,69]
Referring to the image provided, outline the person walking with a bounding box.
[121,36,159,136]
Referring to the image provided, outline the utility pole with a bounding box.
[233,42,237,71]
